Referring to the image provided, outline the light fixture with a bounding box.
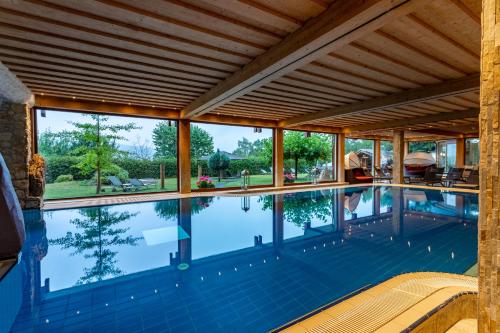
[41,109,46,118]
[72,96,76,99]
[40,92,45,96]
[253,127,262,133]
[304,131,311,138]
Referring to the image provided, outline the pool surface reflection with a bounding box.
[2,186,478,333]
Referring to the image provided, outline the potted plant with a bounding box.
[196,175,215,191]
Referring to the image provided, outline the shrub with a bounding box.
[196,176,215,189]
[54,174,74,183]
[44,155,87,183]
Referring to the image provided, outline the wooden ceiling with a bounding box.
[0,0,481,137]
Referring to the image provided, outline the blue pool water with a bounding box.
[1,186,478,333]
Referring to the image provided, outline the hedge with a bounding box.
[45,155,277,182]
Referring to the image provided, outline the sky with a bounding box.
[37,110,272,152]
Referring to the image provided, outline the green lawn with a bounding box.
[43,173,318,200]
[44,174,279,200]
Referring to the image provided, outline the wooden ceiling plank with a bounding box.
[181,0,430,118]
[346,108,479,132]
[0,40,229,80]
[16,72,200,98]
[0,56,215,88]
[259,83,347,104]
[8,65,207,94]
[0,7,245,69]
[281,73,479,126]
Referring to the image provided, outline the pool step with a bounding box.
[276,272,477,333]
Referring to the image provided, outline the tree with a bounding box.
[233,137,254,157]
[71,114,139,194]
[208,149,230,181]
[130,136,153,160]
[283,132,331,178]
[38,129,83,156]
[49,207,141,285]
[152,123,214,160]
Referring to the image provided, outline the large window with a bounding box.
[37,109,177,199]
[283,131,336,185]
[381,141,393,171]
[190,123,273,190]
[345,138,374,172]
[465,138,479,166]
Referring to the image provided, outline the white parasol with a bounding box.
[403,152,435,166]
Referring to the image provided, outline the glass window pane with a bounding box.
[465,138,479,166]
[37,109,178,200]
[190,123,273,189]
[345,138,374,173]
[283,131,335,184]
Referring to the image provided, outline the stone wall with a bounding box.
[0,100,41,209]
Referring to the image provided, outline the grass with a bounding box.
[44,173,316,200]
[44,174,285,200]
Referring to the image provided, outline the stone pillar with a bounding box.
[479,1,500,331]
[337,133,345,182]
[456,138,465,167]
[274,128,284,187]
[374,139,381,169]
[178,119,191,194]
[393,131,405,184]
[0,101,37,208]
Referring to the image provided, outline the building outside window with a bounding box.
[345,138,374,173]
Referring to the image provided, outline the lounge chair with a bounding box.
[108,176,132,192]
[345,168,373,184]
[408,166,444,186]
[442,167,464,187]
[373,166,392,183]
[130,178,156,191]
[454,169,479,190]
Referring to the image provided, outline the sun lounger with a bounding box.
[108,176,132,192]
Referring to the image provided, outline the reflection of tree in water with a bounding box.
[154,197,214,219]
[49,207,140,285]
[381,188,393,208]
[361,188,373,203]
[260,191,333,228]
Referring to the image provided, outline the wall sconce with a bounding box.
[254,127,262,133]
[241,196,251,212]
[304,132,311,138]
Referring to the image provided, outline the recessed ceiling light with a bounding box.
[128,102,131,105]
[101,99,105,102]
[72,96,76,99]
[41,92,45,96]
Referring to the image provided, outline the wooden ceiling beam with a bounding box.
[282,73,479,127]
[181,0,428,119]
[345,108,479,133]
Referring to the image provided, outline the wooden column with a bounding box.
[404,140,409,156]
[479,2,500,331]
[273,194,284,249]
[337,133,345,182]
[178,119,191,193]
[393,131,405,184]
[274,128,284,187]
[456,138,466,167]
[374,139,381,171]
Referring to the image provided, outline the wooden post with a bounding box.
[392,131,405,184]
[391,187,403,238]
[274,128,284,187]
[178,119,191,194]
[479,2,500,331]
[178,198,192,266]
[404,140,409,156]
[374,139,381,171]
[374,187,381,216]
[337,133,345,182]
[160,164,165,189]
[273,194,284,249]
[456,138,465,167]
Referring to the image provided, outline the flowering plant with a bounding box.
[196,175,215,189]
[284,172,295,184]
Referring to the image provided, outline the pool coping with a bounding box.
[42,182,479,210]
